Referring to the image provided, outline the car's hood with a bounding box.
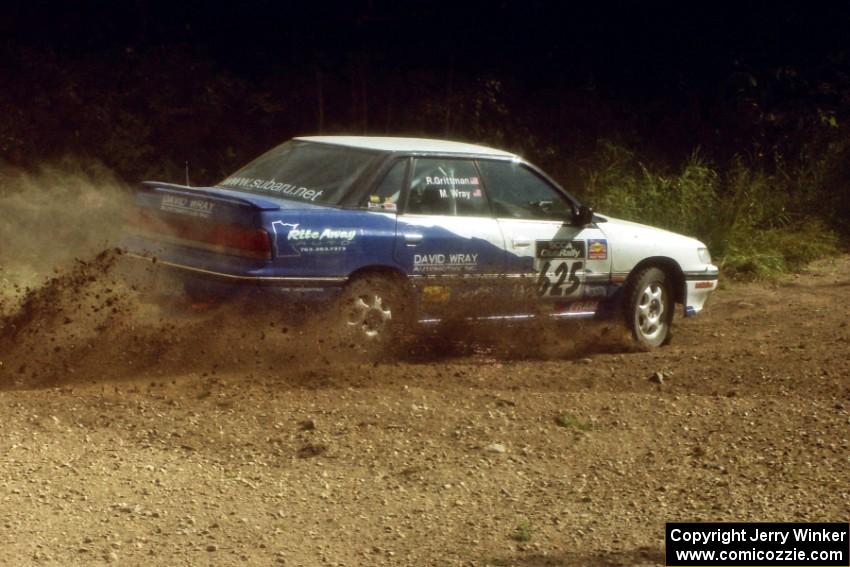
[597,214,706,249]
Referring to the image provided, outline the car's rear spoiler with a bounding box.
[139,181,282,211]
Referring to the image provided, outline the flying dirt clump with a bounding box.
[0,248,143,387]
[0,249,633,389]
[0,246,389,389]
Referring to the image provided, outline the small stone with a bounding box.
[485,443,507,453]
[297,443,327,458]
[298,419,316,431]
[206,544,218,552]
[649,372,664,384]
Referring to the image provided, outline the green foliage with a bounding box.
[554,412,591,430]
[720,221,839,279]
[586,144,719,238]
[511,519,533,542]
[580,141,842,280]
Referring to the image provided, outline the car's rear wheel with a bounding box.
[624,267,673,349]
[338,274,411,352]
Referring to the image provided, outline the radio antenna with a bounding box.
[185,161,191,187]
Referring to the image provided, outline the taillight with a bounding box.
[130,208,272,260]
[209,224,272,260]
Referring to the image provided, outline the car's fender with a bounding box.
[597,215,718,314]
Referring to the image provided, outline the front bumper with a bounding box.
[683,267,719,316]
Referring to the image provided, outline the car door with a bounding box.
[393,157,506,315]
[477,159,612,316]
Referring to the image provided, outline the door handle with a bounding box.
[403,233,423,246]
[512,239,531,248]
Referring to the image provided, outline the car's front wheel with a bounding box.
[337,274,411,352]
[624,267,673,349]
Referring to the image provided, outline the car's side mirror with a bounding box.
[572,205,594,226]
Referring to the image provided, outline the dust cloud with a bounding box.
[0,158,131,308]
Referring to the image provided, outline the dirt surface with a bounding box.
[1,254,849,566]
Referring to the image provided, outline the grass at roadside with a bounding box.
[554,412,591,431]
[511,519,534,543]
[577,142,843,280]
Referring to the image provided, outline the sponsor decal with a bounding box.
[584,284,608,298]
[413,253,478,273]
[160,195,216,218]
[424,175,483,201]
[425,175,479,186]
[536,260,583,297]
[437,188,478,200]
[288,227,356,241]
[534,243,590,298]
[220,176,324,202]
[694,281,714,289]
[587,239,608,260]
[422,285,451,303]
[535,240,586,259]
[566,300,598,313]
[368,196,397,210]
[271,222,358,257]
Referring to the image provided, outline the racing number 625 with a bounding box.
[537,261,582,297]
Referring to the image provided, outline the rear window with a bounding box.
[218,141,380,205]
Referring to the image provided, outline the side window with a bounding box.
[478,160,573,221]
[405,158,490,217]
[362,159,406,212]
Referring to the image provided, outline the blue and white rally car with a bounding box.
[125,136,718,349]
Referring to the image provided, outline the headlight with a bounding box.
[697,247,711,264]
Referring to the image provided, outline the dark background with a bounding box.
[2,1,849,207]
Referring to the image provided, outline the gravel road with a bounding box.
[1,254,848,566]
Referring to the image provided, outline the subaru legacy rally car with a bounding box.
[125,136,718,349]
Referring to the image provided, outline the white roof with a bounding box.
[295,136,518,158]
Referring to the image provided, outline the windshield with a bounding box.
[218,141,380,205]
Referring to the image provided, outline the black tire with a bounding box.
[624,267,673,349]
[337,274,411,352]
